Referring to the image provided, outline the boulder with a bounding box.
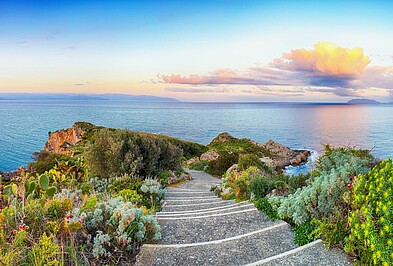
[200,150,220,162]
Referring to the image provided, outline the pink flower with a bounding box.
[13,230,17,235]
[347,183,353,189]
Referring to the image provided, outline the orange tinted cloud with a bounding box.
[274,41,370,76]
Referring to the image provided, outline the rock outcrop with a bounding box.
[259,140,310,168]
[200,150,220,162]
[209,132,237,145]
[44,124,86,154]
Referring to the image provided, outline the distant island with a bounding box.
[346,98,382,105]
[0,93,179,102]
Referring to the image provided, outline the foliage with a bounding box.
[249,175,273,199]
[208,136,273,158]
[30,233,61,266]
[0,160,164,265]
[292,220,316,246]
[254,197,278,221]
[28,151,71,174]
[269,146,373,225]
[71,196,161,264]
[344,159,393,265]
[238,154,272,174]
[189,160,209,171]
[207,151,238,176]
[85,128,183,178]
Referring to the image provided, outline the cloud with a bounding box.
[272,42,370,76]
[166,86,233,93]
[161,42,393,98]
[162,67,303,86]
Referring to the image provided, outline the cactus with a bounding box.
[25,181,37,195]
[39,174,49,190]
[46,187,57,197]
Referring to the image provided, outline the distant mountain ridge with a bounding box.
[0,93,179,102]
[346,98,382,105]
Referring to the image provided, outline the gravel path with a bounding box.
[135,170,353,266]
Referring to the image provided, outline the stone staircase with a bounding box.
[135,170,353,266]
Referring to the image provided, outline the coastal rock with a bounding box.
[200,150,220,162]
[44,124,86,154]
[209,132,236,145]
[259,139,310,168]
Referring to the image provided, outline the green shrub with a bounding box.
[207,151,238,176]
[292,220,316,246]
[249,175,273,199]
[344,159,393,265]
[238,154,272,175]
[254,197,278,221]
[269,146,372,225]
[189,160,209,171]
[28,152,71,174]
[233,166,264,200]
[85,129,183,178]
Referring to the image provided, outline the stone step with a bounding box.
[156,203,255,217]
[156,208,282,244]
[135,223,298,266]
[165,194,218,200]
[162,199,238,212]
[165,192,216,198]
[247,240,353,266]
[159,202,253,215]
[163,197,223,206]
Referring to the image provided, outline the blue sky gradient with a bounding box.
[1,0,393,101]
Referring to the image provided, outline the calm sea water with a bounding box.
[0,100,392,172]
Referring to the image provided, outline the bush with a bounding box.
[269,146,372,225]
[292,220,316,246]
[233,166,264,200]
[344,159,393,265]
[85,129,183,178]
[0,162,164,265]
[28,151,71,174]
[254,197,278,221]
[249,175,273,199]
[207,151,238,176]
[238,154,272,175]
[189,160,209,171]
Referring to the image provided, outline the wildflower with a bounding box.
[13,230,17,235]
[25,225,29,231]
[347,183,353,189]
[1,224,5,229]
[18,225,24,230]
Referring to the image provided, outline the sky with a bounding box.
[1,0,393,102]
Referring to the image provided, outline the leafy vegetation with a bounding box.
[85,128,183,178]
[269,146,373,225]
[254,198,278,221]
[189,160,209,171]
[344,159,393,265]
[0,124,182,265]
[208,136,273,158]
[206,151,238,176]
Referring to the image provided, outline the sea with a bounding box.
[1,100,392,173]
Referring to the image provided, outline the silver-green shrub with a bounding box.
[269,147,372,225]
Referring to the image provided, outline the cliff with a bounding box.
[44,124,86,154]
